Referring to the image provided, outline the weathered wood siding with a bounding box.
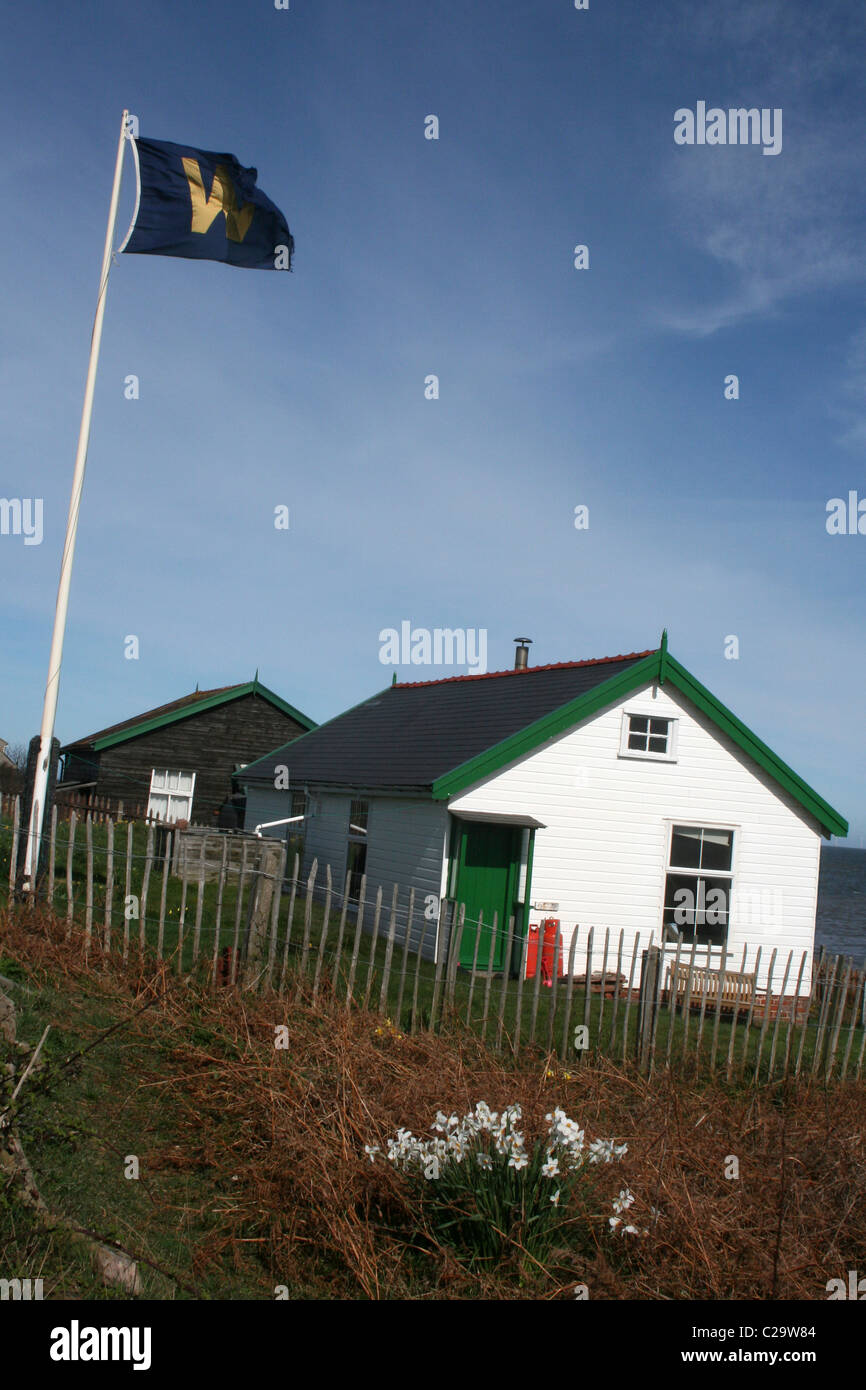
[447,680,824,993]
[65,695,308,826]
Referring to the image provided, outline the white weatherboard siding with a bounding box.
[362,798,450,959]
[243,788,449,958]
[303,791,353,883]
[243,786,289,839]
[448,681,823,994]
[243,786,350,882]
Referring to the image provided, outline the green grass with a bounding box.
[0,955,279,1298]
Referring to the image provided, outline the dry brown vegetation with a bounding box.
[3,904,865,1300]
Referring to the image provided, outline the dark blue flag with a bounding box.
[120,135,293,271]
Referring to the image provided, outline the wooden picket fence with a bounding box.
[1,794,865,1084]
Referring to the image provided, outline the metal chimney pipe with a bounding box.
[514,637,532,670]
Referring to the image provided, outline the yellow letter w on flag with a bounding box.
[181,159,255,243]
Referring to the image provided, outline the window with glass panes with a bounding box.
[347,799,368,900]
[147,769,196,823]
[621,712,675,758]
[662,825,734,947]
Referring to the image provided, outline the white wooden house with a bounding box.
[238,636,846,1001]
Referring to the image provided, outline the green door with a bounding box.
[454,822,522,971]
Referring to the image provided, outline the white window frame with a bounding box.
[147,768,196,824]
[346,799,370,901]
[660,821,736,953]
[619,710,678,762]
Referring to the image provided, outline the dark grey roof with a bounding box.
[240,652,653,791]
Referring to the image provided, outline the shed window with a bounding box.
[662,825,733,948]
[147,769,196,824]
[620,712,677,761]
[347,799,368,900]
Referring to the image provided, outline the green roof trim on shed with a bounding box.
[88,679,317,752]
[431,647,848,839]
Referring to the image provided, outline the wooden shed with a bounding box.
[58,678,316,825]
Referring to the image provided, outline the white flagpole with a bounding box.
[21,109,130,892]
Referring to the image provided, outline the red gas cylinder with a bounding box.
[540,919,561,987]
[525,923,540,979]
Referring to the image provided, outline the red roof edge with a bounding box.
[393,649,657,689]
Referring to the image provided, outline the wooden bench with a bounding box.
[570,970,626,997]
[667,962,756,1011]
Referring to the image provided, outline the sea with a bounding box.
[816,846,866,959]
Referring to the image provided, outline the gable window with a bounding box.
[662,825,733,948]
[147,769,195,824]
[347,798,368,900]
[620,712,677,761]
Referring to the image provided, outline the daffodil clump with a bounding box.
[365,1103,635,1265]
[373,1017,404,1040]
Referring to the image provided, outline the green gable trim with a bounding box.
[431,653,659,801]
[432,648,847,839]
[661,654,847,839]
[91,681,317,751]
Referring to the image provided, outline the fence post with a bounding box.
[378,883,399,1015]
[47,803,58,909]
[345,874,367,1007]
[430,902,459,1033]
[158,831,172,962]
[395,886,415,1026]
[123,822,133,963]
[84,814,94,952]
[825,956,852,1083]
[839,957,866,1083]
[9,795,20,896]
[65,811,77,935]
[243,840,283,988]
[139,825,155,954]
[465,911,484,1026]
[234,839,252,988]
[278,853,301,994]
[211,836,229,984]
[104,815,114,951]
[297,858,320,998]
[638,946,661,1070]
[264,840,288,991]
[496,917,516,1054]
[192,837,206,966]
[480,912,498,1042]
[362,885,384,1011]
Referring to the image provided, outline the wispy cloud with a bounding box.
[649,0,866,337]
[657,128,866,337]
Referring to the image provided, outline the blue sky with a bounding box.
[1,0,865,838]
